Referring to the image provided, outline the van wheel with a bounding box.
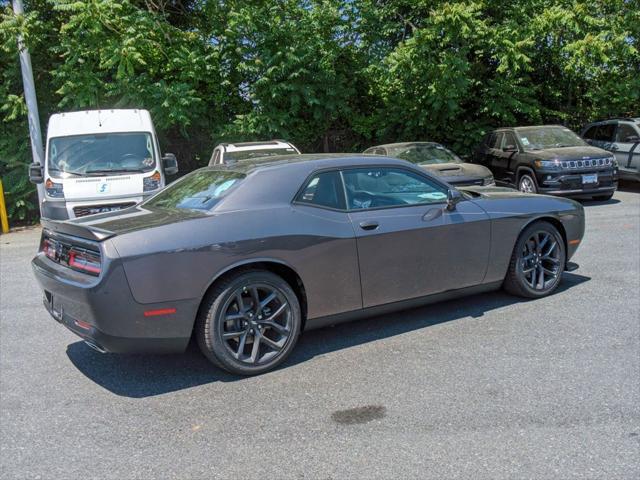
[196,270,302,375]
[518,173,538,194]
[504,221,566,298]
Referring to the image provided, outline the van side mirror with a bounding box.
[162,153,178,175]
[29,163,44,184]
[446,189,462,211]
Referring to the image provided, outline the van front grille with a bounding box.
[73,202,135,217]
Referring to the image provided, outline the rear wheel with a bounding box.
[504,221,566,298]
[196,270,302,375]
[518,173,538,194]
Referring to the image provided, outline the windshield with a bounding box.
[516,127,586,150]
[225,147,298,162]
[145,169,245,211]
[48,132,156,177]
[387,144,462,165]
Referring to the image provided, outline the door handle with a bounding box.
[359,220,379,231]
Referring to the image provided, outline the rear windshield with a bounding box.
[145,170,245,211]
[226,148,298,162]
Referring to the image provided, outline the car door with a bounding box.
[342,166,491,308]
[491,131,519,185]
[613,123,640,174]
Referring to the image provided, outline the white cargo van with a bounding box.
[29,109,178,219]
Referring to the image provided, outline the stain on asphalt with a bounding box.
[331,405,386,425]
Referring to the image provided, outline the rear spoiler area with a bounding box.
[41,218,116,242]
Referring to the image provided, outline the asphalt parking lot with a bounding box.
[1,187,639,479]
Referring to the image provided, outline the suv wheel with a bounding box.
[518,173,538,194]
[196,270,302,375]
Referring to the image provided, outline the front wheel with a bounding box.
[503,221,566,298]
[518,173,538,194]
[196,270,302,375]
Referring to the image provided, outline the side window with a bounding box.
[594,124,616,141]
[583,126,597,140]
[295,171,346,210]
[502,132,518,150]
[490,133,504,149]
[616,124,638,142]
[342,167,448,210]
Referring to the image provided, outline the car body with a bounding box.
[28,109,179,220]
[364,142,494,187]
[581,118,640,182]
[472,125,618,200]
[33,154,585,374]
[208,140,300,166]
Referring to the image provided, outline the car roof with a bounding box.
[366,141,443,150]
[493,125,568,132]
[206,153,413,174]
[217,140,296,152]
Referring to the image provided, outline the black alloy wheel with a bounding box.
[504,221,566,298]
[196,270,301,375]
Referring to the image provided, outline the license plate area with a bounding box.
[582,173,598,184]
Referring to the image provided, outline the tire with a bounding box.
[503,221,566,298]
[518,172,538,194]
[196,270,302,375]
[592,193,614,201]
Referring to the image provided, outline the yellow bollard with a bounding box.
[0,178,9,233]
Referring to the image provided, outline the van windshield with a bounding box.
[48,132,156,177]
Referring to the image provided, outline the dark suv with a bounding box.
[472,125,618,200]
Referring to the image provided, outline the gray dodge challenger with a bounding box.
[33,154,585,375]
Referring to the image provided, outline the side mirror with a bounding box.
[502,145,518,152]
[162,153,178,175]
[29,163,44,184]
[446,189,462,211]
[625,135,640,143]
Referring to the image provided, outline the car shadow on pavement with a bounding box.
[66,272,590,398]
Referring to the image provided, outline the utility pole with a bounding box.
[13,0,44,215]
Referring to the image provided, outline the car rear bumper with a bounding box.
[32,253,198,354]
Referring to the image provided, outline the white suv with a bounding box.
[581,118,640,182]
[208,140,300,166]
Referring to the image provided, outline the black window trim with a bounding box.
[291,164,453,213]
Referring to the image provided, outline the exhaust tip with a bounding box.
[84,340,107,354]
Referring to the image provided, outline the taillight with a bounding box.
[143,171,162,192]
[68,249,101,276]
[42,238,56,260]
[45,178,64,198]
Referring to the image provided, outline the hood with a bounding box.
[529,146,612,161]
[458,185,534,199]
[420,162,491,178]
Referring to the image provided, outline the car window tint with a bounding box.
[594,124,616,141]
[145,170,245,211]
[502,132,517,150]
[490,133,503,149]
[616,124,638,142]
[342,167,447,210]
[295,171,346,210]
[583,126,597,140]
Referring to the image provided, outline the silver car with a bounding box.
[581,118,640,182]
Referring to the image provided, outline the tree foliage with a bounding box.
[0,0,638,223]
